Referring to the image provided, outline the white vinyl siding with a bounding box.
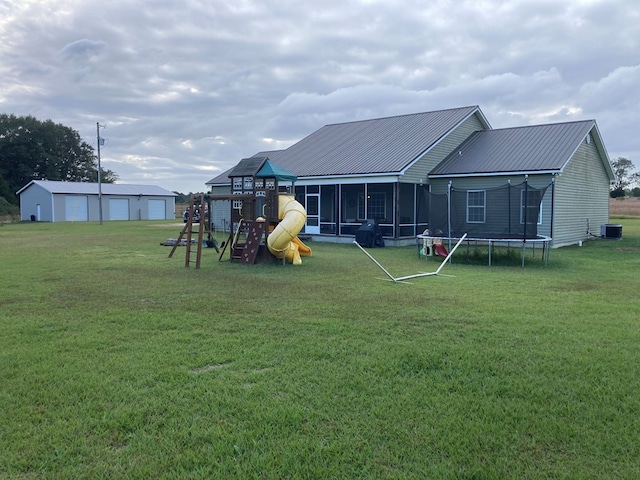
[64,195,88,221]
[552,139,611,247]
[148,199,166,220]
[109,198,129,220]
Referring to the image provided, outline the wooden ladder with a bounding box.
[224,220,265,264]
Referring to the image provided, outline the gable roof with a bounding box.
[17,180,176,196]
[251,106,488,178]
[256,159,297,182]
[429,120,614,179]
[227,156,268,178]
[205,150,284,185]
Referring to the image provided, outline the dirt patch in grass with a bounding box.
[151,222,185,227]
[190,362,232,373]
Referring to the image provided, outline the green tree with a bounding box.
[610,157,636,197]
[0,114,118,204]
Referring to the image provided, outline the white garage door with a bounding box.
[109,198,130,220]
[211,199,230,231]
[148,199,166,220]
[65,195,88,221]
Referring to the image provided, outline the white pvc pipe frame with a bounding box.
[354,233,468,283]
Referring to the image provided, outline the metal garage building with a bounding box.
[17,180,177,222]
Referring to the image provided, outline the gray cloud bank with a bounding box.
[1,0,638,193]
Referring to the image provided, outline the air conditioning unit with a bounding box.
[601,224,622,239]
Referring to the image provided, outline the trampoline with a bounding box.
[417,178,554,267]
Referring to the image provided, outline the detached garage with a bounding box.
[17,180,177,222]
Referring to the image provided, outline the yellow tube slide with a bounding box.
[267,195,309,265]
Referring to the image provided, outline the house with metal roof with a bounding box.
[206,106,614,247]
[17,180,177,222]
[428,120,614,247]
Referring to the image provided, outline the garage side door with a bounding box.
[148,199,166,220]
[109,198,130,220]
[65,195,88,221]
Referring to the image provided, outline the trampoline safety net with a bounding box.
[426,181,551,240]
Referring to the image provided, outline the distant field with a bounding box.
[610,196,640,216]
[1,218,639,478]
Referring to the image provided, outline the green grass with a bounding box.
[1,219,639,479]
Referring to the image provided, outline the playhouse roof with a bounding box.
[227,156,267,177]
[256,159,297,182]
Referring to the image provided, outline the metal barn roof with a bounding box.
[429,120,608,177]
[17,180,176,196]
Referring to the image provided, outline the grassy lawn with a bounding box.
[1,218,639,479]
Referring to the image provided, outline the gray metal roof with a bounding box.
[250,106,484,178]
[205,167,234,186]
[429,120,607,177]
[18,180,176,196]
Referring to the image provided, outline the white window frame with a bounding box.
[466,190,486,223]
[232,177,243,190]
[521,190,543,225]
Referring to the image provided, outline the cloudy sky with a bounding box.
[1,0,638,193]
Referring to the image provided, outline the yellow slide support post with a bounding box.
[267,195,312,265]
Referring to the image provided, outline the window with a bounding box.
[232,177,243,190]
[360,192,386,220]
[521,190,542,225]
[232,199,243,210]
[244,177,253,190]
[467,190,486,223]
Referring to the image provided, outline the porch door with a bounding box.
[305,192,320,234]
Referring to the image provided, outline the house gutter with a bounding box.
[429,169,561,179]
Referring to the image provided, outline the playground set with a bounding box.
[168,157,311,268]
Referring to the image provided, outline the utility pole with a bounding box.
[96,122,105,225]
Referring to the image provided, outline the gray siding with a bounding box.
[552,139,611,247]
[19,184,53,221]
[209,185,232,232]
[22,190,175,222]
[402,113,486,184]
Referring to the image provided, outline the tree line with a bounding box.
[610,157,640,198]
[0,113,118,207]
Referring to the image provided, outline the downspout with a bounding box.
[447,181,452,253]
[522,175,528,268]
[507,179,511,236]
[550,174,556,245]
